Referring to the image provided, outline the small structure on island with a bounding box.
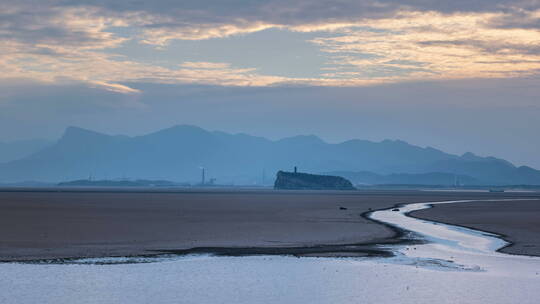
[274,167,355,190]
[200,166,205,185]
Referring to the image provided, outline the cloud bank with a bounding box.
[1,0,540,92]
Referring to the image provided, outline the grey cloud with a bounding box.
[488,7,540,29]
[10,0,539,27]
[391,0,535,13]
[418,39,540,55]
[0,4,121,49]
[2,0,539,50]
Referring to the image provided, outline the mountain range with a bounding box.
[0,139,51,163]
[0,125,539,185]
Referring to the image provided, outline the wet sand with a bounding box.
[0,189,538,261]
[410,199,540,256]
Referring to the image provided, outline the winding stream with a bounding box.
[1,199,539,304]
[369,199,540,274]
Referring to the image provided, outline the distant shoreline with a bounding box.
[3,182,540,192]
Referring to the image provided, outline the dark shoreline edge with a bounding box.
[1,204,423,264]
[151,205,423,259]
[407,203,540,258]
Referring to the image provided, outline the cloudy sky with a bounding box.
[1,0,540,167]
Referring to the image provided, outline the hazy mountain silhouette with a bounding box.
[326,171,480,186]
[0,139,52,163]
[0,125,539,185]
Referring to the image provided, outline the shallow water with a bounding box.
[371,200,540,276]
[1,200,539,304]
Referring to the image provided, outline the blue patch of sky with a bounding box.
[105,28,335,78]
[105,25,411,79]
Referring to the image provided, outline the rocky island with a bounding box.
[274,169,355,190]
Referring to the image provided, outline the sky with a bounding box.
[1,0,540,168]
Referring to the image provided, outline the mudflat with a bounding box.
[411,199,540,256]
[0,189,538,261]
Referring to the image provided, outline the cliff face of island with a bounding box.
[274,171,355,190]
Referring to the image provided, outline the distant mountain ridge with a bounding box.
[326,171,480,186]
[0,125,539,185]
[0,139,52,163]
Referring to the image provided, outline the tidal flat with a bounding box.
[1,188,539,261]
[1,192,540,304]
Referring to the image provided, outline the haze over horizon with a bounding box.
[1,0,540,168]
[2,124,540,186]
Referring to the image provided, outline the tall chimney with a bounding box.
[201,167,205,185]
[294,166,297,173]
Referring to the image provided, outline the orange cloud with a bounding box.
[308,11,540,80]
[2,5,540,92]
